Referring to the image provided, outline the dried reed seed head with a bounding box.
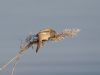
[64,28,80,32]
[63,28,80,38]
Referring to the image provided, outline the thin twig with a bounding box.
[11,62,17,75]
[0,50,27,71]
[0,54,19,71]
[10,52,21,75]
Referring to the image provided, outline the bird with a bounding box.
[35,28,57,53]
[0,27,80,75]
[20,28,80,53]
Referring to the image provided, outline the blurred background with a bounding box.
[0,0,100,75]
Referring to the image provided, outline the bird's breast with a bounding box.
[38,32,50,41]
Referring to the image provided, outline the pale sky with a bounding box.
[0,0,100,75]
